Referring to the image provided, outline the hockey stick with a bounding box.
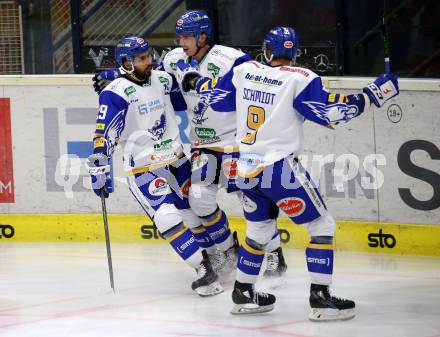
[381,0,391,73]
[100,189,115,292]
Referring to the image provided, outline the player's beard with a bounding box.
[132,65,152,82]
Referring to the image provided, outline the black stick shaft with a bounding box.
[101,190,115,292]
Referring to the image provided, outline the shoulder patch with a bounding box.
[158,75,170,85]
[207,62,220,76]
[124,85,136,96]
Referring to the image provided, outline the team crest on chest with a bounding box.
[148,113,167,140]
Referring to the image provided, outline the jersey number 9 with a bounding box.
[98,105,108,120]
[241,105,265,145]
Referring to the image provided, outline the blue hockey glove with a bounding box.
[363,73,399,108]
[176,59,202,92]
[92,67,124,94]
[86,153,113,198]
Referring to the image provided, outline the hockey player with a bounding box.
[168,9,288,277]
[92,10,288,278]
[87,36,223,297]
[178,26,399,320]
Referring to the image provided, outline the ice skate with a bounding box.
[231,281,276,314]
[309,284,355,321]
[191,252,224,297]
[211,231,239,281]
[263,247,287,278]
[223,231,240,272]
[207,249,227,273]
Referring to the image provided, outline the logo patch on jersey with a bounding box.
[149,154,161,161]
[192,88,231,125]
[181,178,191,198]
[170,62,177,71]
[207,62,220,76]
[245,73,283,86]
[149,152,175,162]
[154,139,172,151]
[148,114,167,140]
[148,178,170,196]
[96,123,105,130]
[138,104,148,115]
[277,197,305,217]
[158,76,169,85]
[192,102,209,125]
[222,158,238,178]
[176,19,183,26]
[241,194,257,213]
[302,101,359,123]
[158,76,170,94]
[279,66,309,77]
[193,127,220,145]
[195,127,216,139]
[136,37,145,44]
[124,86,136,96]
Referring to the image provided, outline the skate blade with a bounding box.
[309,308,355,322]
[194,281,224,297]
[230,303,274,315]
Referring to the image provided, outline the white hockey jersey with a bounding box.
[200,61,367,177]
[162,45,251,151]
[93,70,183,174]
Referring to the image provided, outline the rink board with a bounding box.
[0,76,440,257]
[0,76,440,227]
[1,214,439,257]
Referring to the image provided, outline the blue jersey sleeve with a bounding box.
[231,53,252,68]
[196,68,237,113]
[169,74,187,111]
[293,77,366,126]
[93,91,128,156]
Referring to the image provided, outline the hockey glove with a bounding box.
[86,153,113,198]
[363,73,399,108]
[92,67,124,94]
[176,59,202,92]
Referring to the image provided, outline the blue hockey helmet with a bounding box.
[263,27,298,63]
[175,10,212,39]
[115,36,151,67]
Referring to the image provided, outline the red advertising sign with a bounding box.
[0,98,14,203]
